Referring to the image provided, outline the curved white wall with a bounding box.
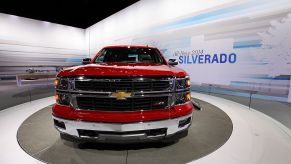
[85,0,237,56]
[1,1,290,102]
[85,0,291,102]
[0,13,86,67]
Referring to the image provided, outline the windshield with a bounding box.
[94,47,166,64]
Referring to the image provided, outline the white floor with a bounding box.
[0,93,290,164]
[0,97,54,164]
[190,92,291,164]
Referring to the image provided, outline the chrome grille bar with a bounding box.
[72,76,174,93]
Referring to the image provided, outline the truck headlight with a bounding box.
[55,93,70,106]
[186,92,191,101]
[54,79,59,88]
[175,92,191,105]
[54,78,68,90]
[55,77,70,106]
[186,79,191,87]
[176,77,190,90]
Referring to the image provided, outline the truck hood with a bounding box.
[58,63,187,77]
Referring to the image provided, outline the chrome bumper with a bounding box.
[53,113,193,142]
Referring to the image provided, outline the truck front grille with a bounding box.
[75,80,170,92]
[76,96,169,111]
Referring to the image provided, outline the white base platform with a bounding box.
[0,92,290,164]
[190,92,291,164]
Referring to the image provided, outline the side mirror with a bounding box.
[168,59,178,66]
[82,58,91,65]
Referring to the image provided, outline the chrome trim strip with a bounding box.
[79,135,99,139]
[57,89,112,95]
[55,89,186,94]
[98,133,147,140]
[74,76,173,82]
[73,93,172,98]
[56,88,190,95]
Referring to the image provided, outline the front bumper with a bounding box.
[53,113,193,143]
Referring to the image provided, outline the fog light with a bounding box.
[54,119,66,129]
[54,79,59,88]
[178,117,191,128]
[186,93,191,101]
[55,93,70,106]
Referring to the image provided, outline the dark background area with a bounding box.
[0,0,139,28]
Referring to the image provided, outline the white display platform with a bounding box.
[0,93,290,164]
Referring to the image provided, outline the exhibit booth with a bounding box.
[0,0,291,164]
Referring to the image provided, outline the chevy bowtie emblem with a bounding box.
[111,91,132,100]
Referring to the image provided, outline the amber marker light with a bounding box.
[55,94,60,102]
[54,79,59,88]
[186,93,191,101]
[186,79,191,87]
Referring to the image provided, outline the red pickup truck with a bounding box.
[52,45,193,143]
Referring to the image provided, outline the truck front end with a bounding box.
[52,46,193,143]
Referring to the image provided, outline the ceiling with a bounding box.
[0,0,139,29]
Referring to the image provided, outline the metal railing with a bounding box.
[191,84,291,130]
[0,75,55,111]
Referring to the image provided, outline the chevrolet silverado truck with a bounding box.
[52,45,193,143]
